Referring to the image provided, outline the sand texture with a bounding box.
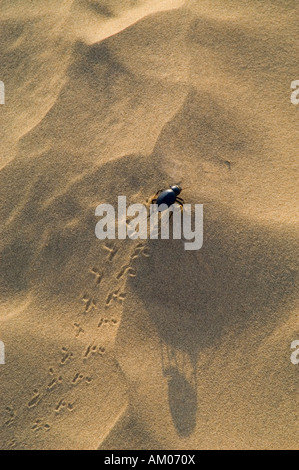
[0,0,298,450]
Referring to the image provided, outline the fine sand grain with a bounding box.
[0,0,298,450]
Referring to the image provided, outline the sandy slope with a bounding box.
[0,0,298,450]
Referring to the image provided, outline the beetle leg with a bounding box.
[176,200,184,213]
[176,197,185,204]
[151,189,163,201]
[147,189,162,205]
[148,189,163,205]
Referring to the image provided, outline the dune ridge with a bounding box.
[0,0,298,450]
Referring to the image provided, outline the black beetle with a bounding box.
[151,185,184,211]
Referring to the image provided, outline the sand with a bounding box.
[0,0,298,450]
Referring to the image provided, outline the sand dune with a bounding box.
[0,0,298,450]
[69,0,186,44]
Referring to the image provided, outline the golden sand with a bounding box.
[0,0,298,450]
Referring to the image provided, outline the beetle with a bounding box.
[151,184,184,211]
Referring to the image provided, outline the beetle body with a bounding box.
[151,185,184,212]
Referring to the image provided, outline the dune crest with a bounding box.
[68,0,187,44]
[0,0,298,450]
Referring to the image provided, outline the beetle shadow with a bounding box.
[161,341,197,437]
[123,205,297,437]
